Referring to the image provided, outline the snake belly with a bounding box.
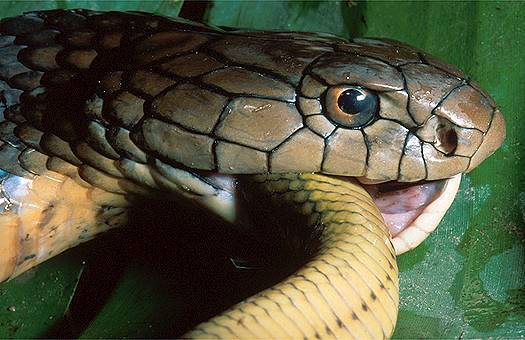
[0,9,505,339]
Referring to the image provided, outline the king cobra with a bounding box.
[0,10,505,339]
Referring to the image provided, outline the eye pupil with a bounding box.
[337,88,373,115]
[324,86,379,129]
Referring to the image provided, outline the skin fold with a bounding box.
[0,10,505,338]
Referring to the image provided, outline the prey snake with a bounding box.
[0,10,505,338]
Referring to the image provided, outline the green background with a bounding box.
[0,1,523,338]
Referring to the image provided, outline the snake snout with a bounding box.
[467,107,506,171]
[433,83,506,165]
[414,81,505,179]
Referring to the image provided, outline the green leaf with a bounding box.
[0,246,86,338]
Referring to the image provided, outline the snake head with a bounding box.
[301,38,505,182]
[293,37,507,253]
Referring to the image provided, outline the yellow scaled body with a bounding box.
[188,174,398,339]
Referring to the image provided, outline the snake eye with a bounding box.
[325,86,378,128]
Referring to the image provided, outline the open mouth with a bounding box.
[356,175,462,254]
[181,171,462,257]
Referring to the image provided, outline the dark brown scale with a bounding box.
[133,31,211,65]
[40,69,76,86]
[74,142,123,178]
[311,53,404,91]
[14,123,44,152]
[98,32,123,50]
[61,29,96,48]
[0,14,44,35]
[135,118,215,170]
[216,141,268,173]
[127,70,176,97]
[208,35,333,85]
[16,29,60,47]
[62,49,98,69]
[202,66,296,101]
[40,133,82,166]
[88,12,126,31]
[18,45,62,71]
[105,91,146,129]
[98,71,124,95]
[46,156,87,186]
[151,83,227,134]
[158,52,224,77]
[45,10,88,31]
[8,70,43,90]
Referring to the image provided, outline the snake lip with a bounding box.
[354,175,462,255]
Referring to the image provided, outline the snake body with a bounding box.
[187,173,398,338]
[0,9,504,338]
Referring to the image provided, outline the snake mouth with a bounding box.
[356,175,462,255]
[199,172,461,256]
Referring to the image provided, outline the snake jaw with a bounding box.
[358,175,461,254]
[379,174,461,255]
[335,174,462,255]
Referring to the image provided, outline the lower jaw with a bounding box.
[359,175,462,255]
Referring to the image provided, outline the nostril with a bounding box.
[436,123,457,155]
[415,115,459,155]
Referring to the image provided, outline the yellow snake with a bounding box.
[0,9,505,338]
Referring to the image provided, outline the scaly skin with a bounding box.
[186,173,398,339]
